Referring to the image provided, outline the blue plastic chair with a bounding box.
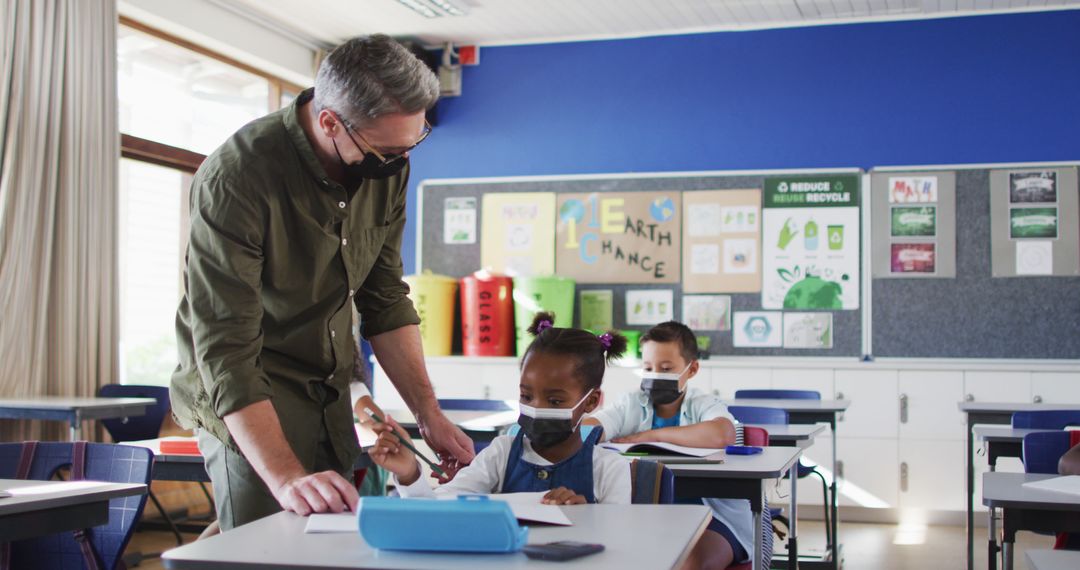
[1022,431,1074,474]
[1012,410,1080,430]
[735,389,821,400]
[437,399,513,412]
[0,442,152,570]
[98,384,204,546]
[97,385,170,442]
[729,401,832,550]
[629,459,675,504]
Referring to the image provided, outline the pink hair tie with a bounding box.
[536,320,554,334]
[597,333,613,350]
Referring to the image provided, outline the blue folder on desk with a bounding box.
[359,496,529,553]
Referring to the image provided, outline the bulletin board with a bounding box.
[417,170,864,357]
[870,164,1080,359]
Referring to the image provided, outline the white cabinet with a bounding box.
[964,371,1032,404]
[1031,372,1080,404]
[835,370,898,439]
[373,357,519,407]
[771,369,834,399]
[836,437,898,509]
[898,440,965,511]
[713,367,771,398]
[898,371,965,440]
[599,366,641,409]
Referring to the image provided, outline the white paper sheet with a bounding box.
[436,492,572,526]
[304,512,359,534]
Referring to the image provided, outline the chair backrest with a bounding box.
[629,459,675,504]
[0,442,153,570]
[437,399,513,412]
[742,426,770,447]
[729,405,789,425]
[1012,410,1080,430]
[1022,431,1074,474]
[97,384,171,442]
[735,389,821,400]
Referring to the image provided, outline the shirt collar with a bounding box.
[282,87,334,186]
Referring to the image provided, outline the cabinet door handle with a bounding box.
[1033,395,1043,404]
[836,460,844,482]
[899,394,909,424]
[900,462,909,492]
[483,385,491,399]
[965,393,975,402]
[835,391,844,400]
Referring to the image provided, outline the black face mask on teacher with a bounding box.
[332,138,408,183]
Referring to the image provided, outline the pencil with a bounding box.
[364,408,447,477]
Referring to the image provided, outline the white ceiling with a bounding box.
[219,0,1080,47]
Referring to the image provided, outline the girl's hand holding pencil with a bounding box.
[366,410,448,486]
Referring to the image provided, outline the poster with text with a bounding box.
[682,295,732,332]
[1009,207,1058,239]
[682,189,762,293]
[626,289,675,325]
[556,192,681,284]
[783,312,833,349]
[762,175,860,310]
[889,176,938,203]
[891,243,936,274]
[480,192,556,276]
[443,197,477,244]
[1009,171,1057,203]
[732,311,783,348]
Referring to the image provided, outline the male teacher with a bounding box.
[171,35,474,530]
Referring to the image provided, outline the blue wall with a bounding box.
[404,10,1080,273]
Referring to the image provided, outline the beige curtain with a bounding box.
[0,0,119,441]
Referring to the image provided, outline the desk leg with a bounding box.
[70,412,81,441]
[830,418,838,567]
[987,506,997,570]
[967,414,975,570]
[788,463,799,570]
[756,483,764,570]
[1002,540,1013,570]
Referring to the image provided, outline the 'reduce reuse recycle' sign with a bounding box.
[762,175,860,310]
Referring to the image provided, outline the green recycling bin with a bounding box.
[512,276,575,356]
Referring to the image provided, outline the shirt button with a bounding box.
[330,330,336,338]
[338,201,346,209]
[348,289,355,297]
[342,238,348,246]
[327,374,333,381]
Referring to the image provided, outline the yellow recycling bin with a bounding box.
[403,271,458,356]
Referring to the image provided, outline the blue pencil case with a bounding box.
[358,495,529,553]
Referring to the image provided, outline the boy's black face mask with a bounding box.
[640,377,683,405]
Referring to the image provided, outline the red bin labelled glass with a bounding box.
[460,271,514,357]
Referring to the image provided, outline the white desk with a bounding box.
[749,423,826,450]
[0,479,146,542]
[1025,549,1080,570]
[162,504,710,569]
[670,446,802,570]
[729,398,849,570]
[982,472,1080,570]
[0,396,155,440]
[960,402,1080,570]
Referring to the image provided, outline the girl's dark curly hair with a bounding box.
[521,311,628,390]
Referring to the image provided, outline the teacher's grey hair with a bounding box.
[313,34,439,129]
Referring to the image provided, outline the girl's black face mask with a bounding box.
[517,390,593,450]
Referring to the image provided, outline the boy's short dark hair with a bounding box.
[641,321,698,363]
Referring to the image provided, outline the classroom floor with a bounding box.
[126,520,1050,569]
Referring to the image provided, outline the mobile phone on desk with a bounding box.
[523,541,604,561]
[726,445,763,455]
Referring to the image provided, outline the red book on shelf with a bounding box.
[159,438,201,455]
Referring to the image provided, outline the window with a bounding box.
[117,19,304,386]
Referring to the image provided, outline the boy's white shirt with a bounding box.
[392,433,632,504]
[589,386,754,563]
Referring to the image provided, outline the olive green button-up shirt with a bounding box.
[170,88,420,471]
